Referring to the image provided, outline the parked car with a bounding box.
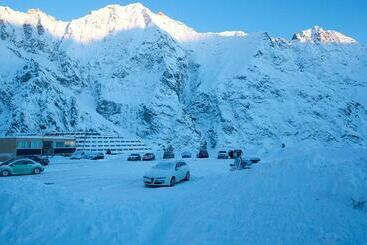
[143,161,190,187]
[163,151,175,159]
[181,151,192,159]
[128,153,141,161]
[70,151,86,160]
[18,155,50,166]
[228,149,243,159]
[0,158,44,177]
[85,152,104,160]
[197,150,209,158]
[143,153,155,161]
[217,150,228,159]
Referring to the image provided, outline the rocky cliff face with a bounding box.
[0,3,366,150]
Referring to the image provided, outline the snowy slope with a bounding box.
[0,3,366,150]
[0,146,366,244]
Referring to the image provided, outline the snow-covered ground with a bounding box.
[1,146,367,244]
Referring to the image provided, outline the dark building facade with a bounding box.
[0,136,76,161]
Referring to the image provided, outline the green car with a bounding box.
[0,158,45,177]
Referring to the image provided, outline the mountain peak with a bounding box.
[2,5,358,45]
[0,6,8,12]
[292,26,357,44]
[86,2,152,23]
[0,3,247,43]
[27,8,46,15]
[95,2,148,13]
[0,6,17,18]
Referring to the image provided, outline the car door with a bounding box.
[182,162,188,174]
[10,160,22,174]
[174,163,181,180]
[176,162,185,181]
[10,160,28,175]
[24,160,36,174]
[180,162,188,179]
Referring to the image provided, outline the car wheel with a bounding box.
[185,172,190,181]
[34,168,41,174]
[169,177,176,187]
[1,170,10,177]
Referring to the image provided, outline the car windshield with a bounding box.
[153,162,174,170]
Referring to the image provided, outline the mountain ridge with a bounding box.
[0,4,359,44]
[0,3,366,151]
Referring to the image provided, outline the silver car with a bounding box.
[143,161,190,187]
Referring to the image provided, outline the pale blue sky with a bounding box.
[1,0,366,43]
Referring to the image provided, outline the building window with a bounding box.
[65,141,75,147]
[17,141,29,149]
[55,141,75,148]
[31,141,42,149]
[17,141,42,149]
[55,142,65,148]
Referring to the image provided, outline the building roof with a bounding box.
[0,136,75,140]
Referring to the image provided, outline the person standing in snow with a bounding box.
[233,151,244,170]
[234,157,241,169]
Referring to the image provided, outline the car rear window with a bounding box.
[177,162,186,167]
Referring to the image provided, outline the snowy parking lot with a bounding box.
[32,156,233,205]
[1,146,367,244]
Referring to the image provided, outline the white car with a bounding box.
[143,161,190,187]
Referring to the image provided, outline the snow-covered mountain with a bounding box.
[292,25,357,44]
[0,3,366,150]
